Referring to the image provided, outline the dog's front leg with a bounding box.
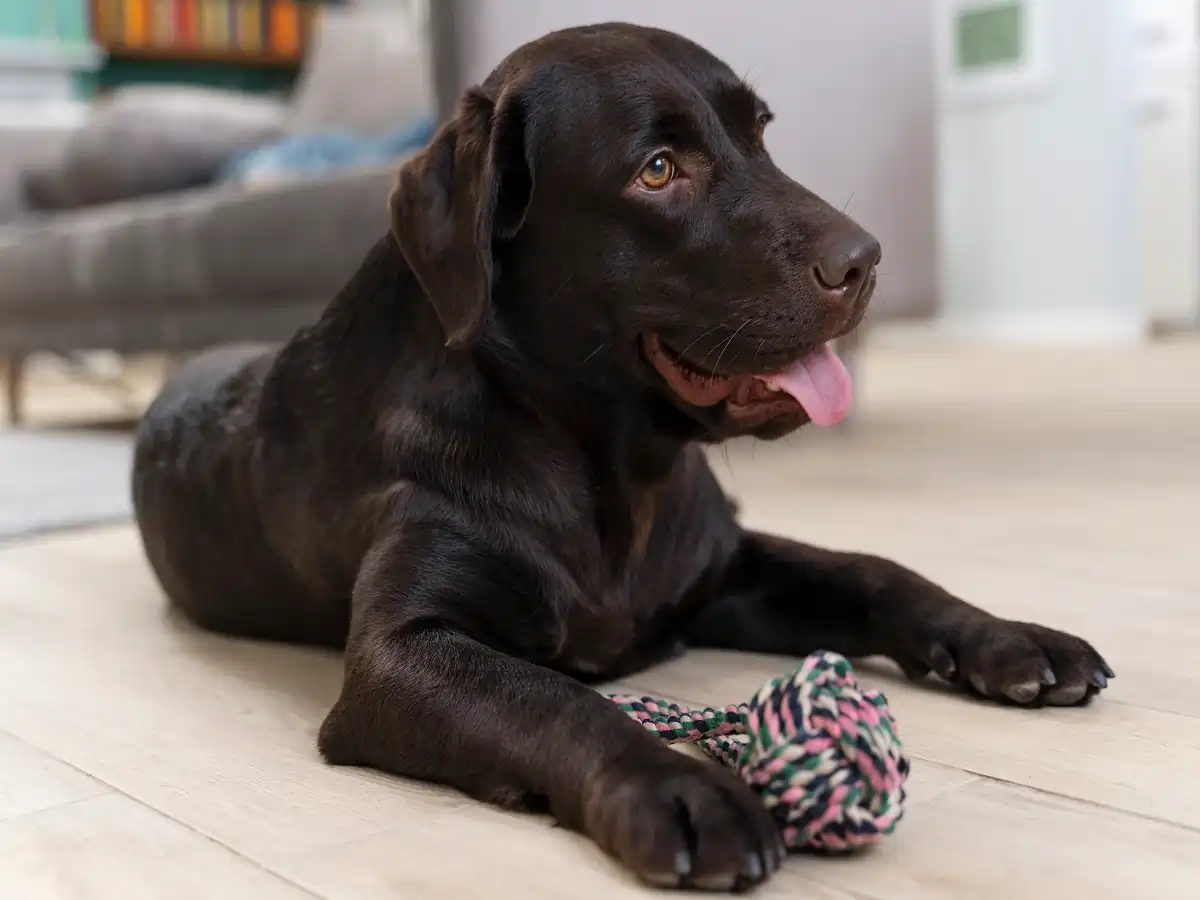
[688,532,1112,707]
[317,531,783,891]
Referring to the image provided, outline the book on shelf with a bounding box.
[122,0,148,47]
[267,0,301,56]
[90,0,312,61]
[236,0,263,53]
[175,0,199,44]
[151,0,174,45]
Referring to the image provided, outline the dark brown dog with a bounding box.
[132,23,1112,892]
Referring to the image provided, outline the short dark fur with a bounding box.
[133,24,1111,892]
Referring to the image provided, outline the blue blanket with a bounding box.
[217,115,436,184]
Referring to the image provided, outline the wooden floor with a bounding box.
[1,339,1197,899]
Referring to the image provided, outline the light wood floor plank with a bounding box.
[0,793,315,900]
[802,779,1200,900]
[0,732,109,823]
[273,802,871,900]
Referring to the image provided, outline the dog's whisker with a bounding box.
[579,343,606,367]
[676,324,725,363]
[701,319,752,377]
[753,334,770,372]
[546,275,574,305]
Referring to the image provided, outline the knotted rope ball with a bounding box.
[608,650,909,852]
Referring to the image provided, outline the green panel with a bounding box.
[955,2,1024,72]
[94,58,298,96]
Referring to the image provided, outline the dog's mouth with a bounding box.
[640,333,852,427]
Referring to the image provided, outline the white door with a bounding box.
[1131,0,1200,324]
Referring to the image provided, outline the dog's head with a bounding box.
[390,23,879,440]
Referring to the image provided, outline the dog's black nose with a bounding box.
[812,231,881,302]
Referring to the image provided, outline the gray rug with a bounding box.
[0,429,134,542]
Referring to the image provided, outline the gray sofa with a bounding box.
[0,6,432,423]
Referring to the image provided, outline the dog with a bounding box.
[132,23,1112,892]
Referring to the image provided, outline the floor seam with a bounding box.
[904,756,1200,835]
[0,792,108,828]
[0,726,332,900]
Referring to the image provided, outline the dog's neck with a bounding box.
[299,235,698,490]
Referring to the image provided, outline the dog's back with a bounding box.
[132,343,351,646]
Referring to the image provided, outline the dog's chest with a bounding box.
[545,458,739,676]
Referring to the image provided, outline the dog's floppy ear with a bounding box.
[389,86,534,349]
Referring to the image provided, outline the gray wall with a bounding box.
[432,0,937,319]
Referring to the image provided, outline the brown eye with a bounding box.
[639,154,676,190]
[755,113,771,143]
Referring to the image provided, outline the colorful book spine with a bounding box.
[196,0,210,47]
[151,0,175,46]
[227,0,239,47]
[267,0,301,57]
[90,0,108,43]
[237,0,263,52]
[212,0,231,48]
[123,0,149,46]
[109,0,125,44]
[199,0,224,48]
[183,0,201,44]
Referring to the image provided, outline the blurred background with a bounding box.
[0,0,1195,532]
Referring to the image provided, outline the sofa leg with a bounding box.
[3,353,28,426]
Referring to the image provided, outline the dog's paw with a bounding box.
[586,754,783,891]
[924,617,1114,707]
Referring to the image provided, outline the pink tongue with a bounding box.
[764,344,852,427]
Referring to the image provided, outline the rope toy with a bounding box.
[608,650,909,852]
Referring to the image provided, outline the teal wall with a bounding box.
[0,0,91,43]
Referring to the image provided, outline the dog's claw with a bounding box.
[674,849,693,876]
[742,852,763,881]
[1003,681,1041,704]
[1040,667,1057,686]
[1102,662,1116,679]
[1091,670,1109,689]
[929,643,957,679]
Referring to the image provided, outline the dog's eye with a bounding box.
[754,112,773,143]
[638,154,676,190]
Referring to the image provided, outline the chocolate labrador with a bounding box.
[133,22,1112,892]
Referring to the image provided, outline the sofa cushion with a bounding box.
[0,163,396,324]
[22,86,288,211]
[217,114,434,187]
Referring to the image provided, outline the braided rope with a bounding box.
[609,650,909,852]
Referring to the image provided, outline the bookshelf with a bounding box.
[88,0,324,93]
[90,0,316,66]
